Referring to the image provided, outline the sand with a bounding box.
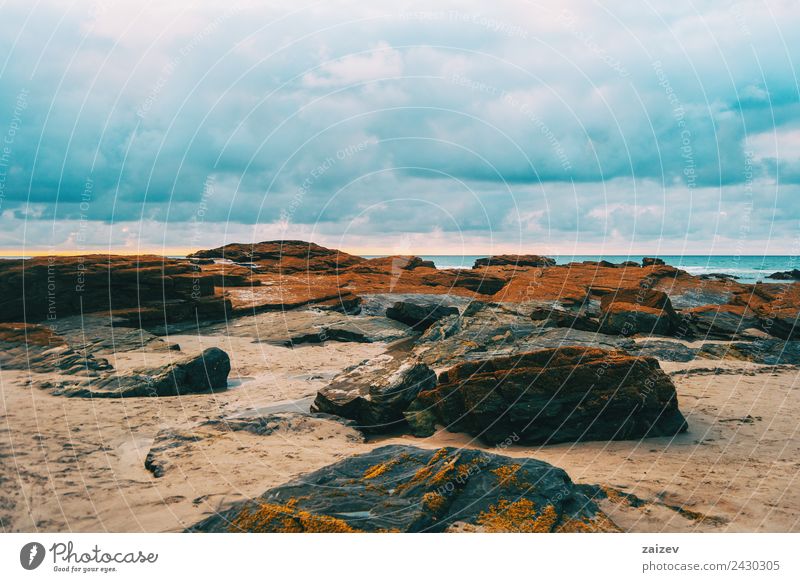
[2,326,799,532]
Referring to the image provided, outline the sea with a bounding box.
[401,255,799,284]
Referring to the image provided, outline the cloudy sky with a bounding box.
[0,0,798,255]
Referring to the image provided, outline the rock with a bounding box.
[700,273,739,281]
[358,293,472,316]
[473,254,556,269]
[642,257,666,267]
[186,445,617,532]
[411,346,687,445]
[412,301,539,367]
[599,287,675,313]
[43,347,231,398]
[599,288,679,336]
[530,305,600,332]
[311,352,436,432]
[629,340,698,362]
[766,269,800,281]
[386,300,460,331]
[418,269,509,295]
[0,323,112,375]
[204,309,411,345]
[345,255,435,273]
[696,340,800,365]
[685,304,763,339]
[600,302,676,336]
[418,314,461,342]
[188,240,364,273]
[0,255,224,324]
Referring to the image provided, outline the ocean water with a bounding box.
[409,255,799,284]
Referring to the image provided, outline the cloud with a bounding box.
[0,0,799,253]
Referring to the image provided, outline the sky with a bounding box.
[0,0,799,256]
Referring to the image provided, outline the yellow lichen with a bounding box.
[228,499,361,533]
[422,491,447,514]
[476,499,559,533]
[491,464,522,486]
[556,512,621,533]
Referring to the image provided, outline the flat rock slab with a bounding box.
[203,309,413,346]
[186,445,616,533]
[37,347,231,398]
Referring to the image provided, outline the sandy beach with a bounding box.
[2,301,799,532]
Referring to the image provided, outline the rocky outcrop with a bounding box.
[421,269,509,295]
[187,445,617,533]
[766,269,800,281]
[386,300,460,331]
[39,347,231,398]
[0,323,112,375]
[696,340,800,365]
[345,255,435,273]
[473,254,556,269]
[599,288,679,336]
[686,304,763,339]
[311,352,436,432]
[409,347,687,444]
[642,257,666,267]
[188,240,364,273]
[0,255,227,325]
[530,305,600,332]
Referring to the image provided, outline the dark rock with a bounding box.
[766,269,800,281]
[187,445,617,532]
[700,273,739,281]
[411,346,687,445]
[685,304,763,340]
[311,352,436,432]
[412,301,538,367]
[204,309,411,345]
[0,323,112,375]
[629,340,698,362]
[642,257,666,267]
[473,254,556,269]
[43,347,231,398]
[358,293,472,317]
[696,340,800,365]
[386,300,460,331]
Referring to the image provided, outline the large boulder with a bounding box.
[409,346,687,445]
[311,352,436,432]
[599,288,679,336]
[385,300,460,331]
[40,347,231,398]
[187,445,617,533]
[473,254,556,269]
